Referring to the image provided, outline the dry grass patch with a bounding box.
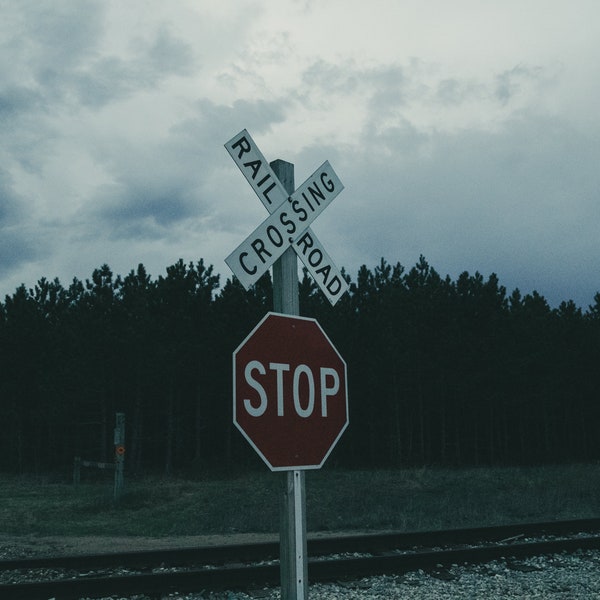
[0,464,598,539]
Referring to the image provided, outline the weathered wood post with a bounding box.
[113,412,125,502]
[271,159,308,600]
[73,456,81,486]
[225,130,348,600]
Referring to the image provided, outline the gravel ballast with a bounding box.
[305,550,600,599]
[3,543,599,598]
[159,549,600,599]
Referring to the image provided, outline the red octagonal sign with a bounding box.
[233,312,348,471]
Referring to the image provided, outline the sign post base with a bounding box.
[281,470,308,600]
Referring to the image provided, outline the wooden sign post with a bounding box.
[271,160,307,600]
[225,130,349,600]
[113,412,125,502]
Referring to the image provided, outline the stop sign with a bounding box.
[233,312,348,470]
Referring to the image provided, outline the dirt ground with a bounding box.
[0,533,278,560]
[0,530,368,561]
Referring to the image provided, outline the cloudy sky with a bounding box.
[1,0,599,308]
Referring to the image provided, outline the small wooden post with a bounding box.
[271,159,308,600]
[73,456,81,486]
[113,412,125,502]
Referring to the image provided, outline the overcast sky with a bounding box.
[1,0,599,308]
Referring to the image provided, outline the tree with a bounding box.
[1,255,599,473]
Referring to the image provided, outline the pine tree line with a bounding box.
[1,256,599,473]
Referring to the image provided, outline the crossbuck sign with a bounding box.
[225,130,349,305]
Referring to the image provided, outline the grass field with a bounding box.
[1,464,599,538]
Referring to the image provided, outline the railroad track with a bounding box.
[2,518,600,599]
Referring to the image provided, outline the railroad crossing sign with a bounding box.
[225,130,349,305]
[233,312,349,470]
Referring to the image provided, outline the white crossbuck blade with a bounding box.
[224,129,349,306]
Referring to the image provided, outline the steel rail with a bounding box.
[2,517,599,572]
[1,518,600,600]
